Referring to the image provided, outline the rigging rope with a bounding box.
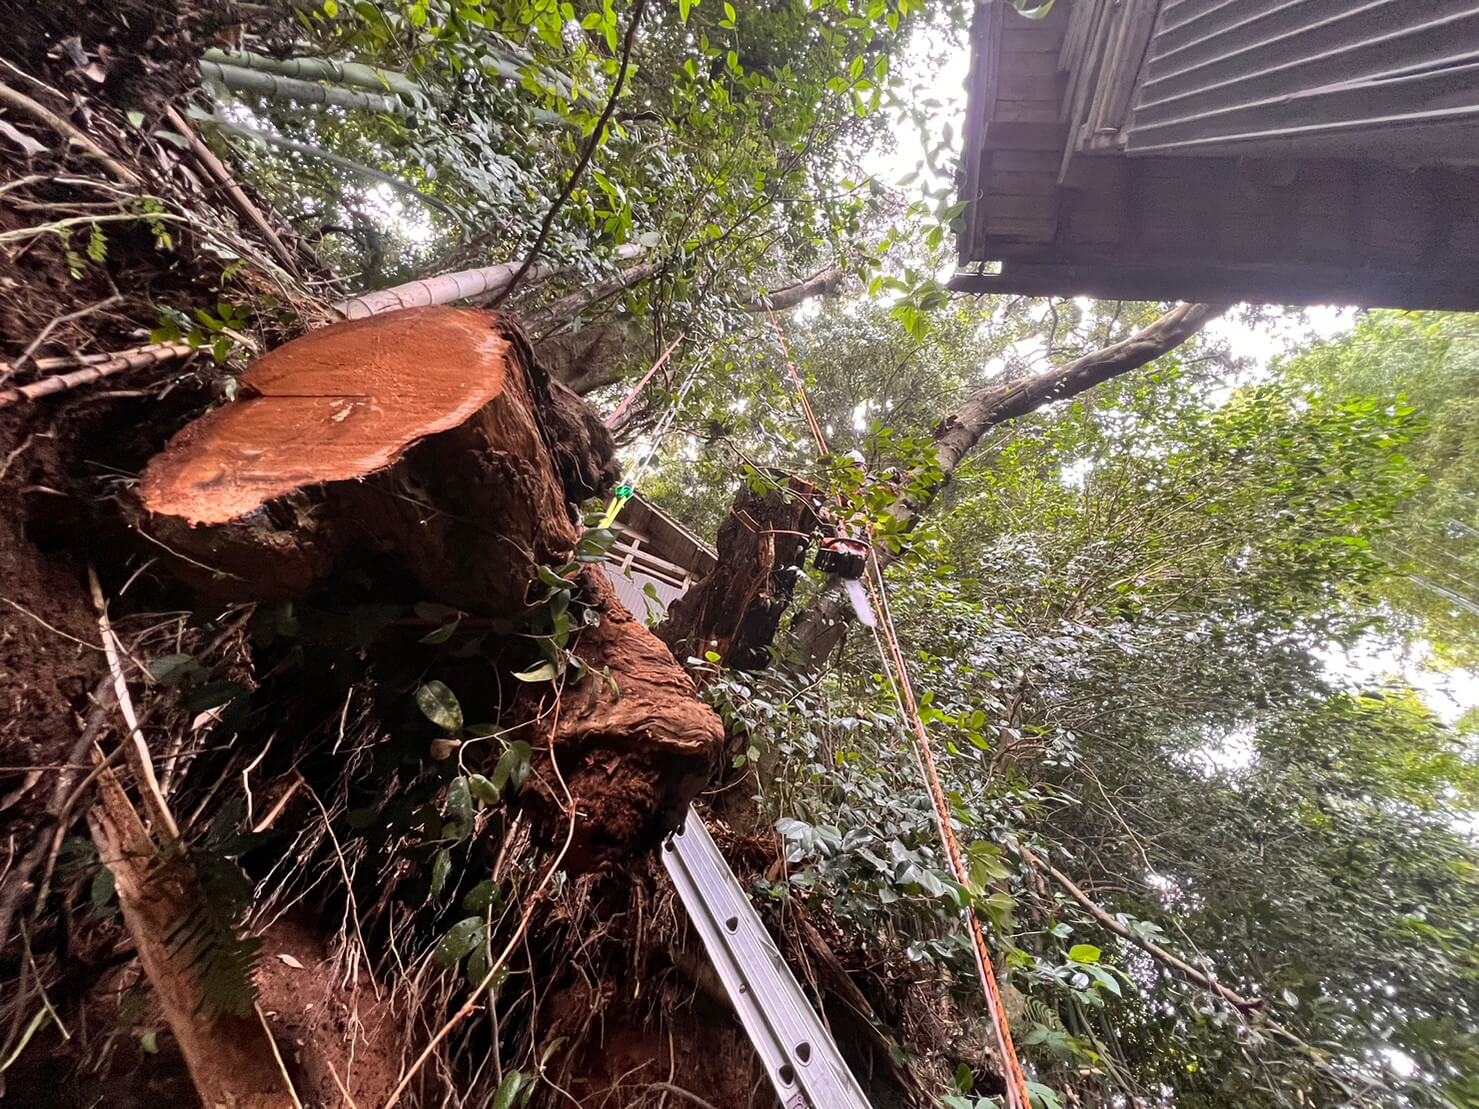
[595,341,707,529]
[764,305,1034,1109]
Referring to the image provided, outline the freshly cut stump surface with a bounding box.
[136,307,612,610]
[141,308,516,524]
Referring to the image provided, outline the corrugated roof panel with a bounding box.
[1126,0,1479,159]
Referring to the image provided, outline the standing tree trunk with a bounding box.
[658,476,821,671]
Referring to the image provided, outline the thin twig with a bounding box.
[11,295,124,376]
[492,0,648,307]
[0,595,104,651]
[0,676,113,956]
[254,1002,306,1109]
[163,106,299,272]
[647,1082,722,1109]
[88,567,180,842]
[0,210,188,246]
[1012,840,1262,1011]
[0,79,140,185]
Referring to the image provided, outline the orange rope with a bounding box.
[764,304,829,456]
[606,333,685,428]
[765,306,1034,1109]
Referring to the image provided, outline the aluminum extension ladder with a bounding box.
[661,806,874,1109]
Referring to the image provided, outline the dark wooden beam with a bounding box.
[947,263,1479,312]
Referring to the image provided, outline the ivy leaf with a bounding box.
[420,613,462,644]
[463,879,502,914]
[1068,943,1102,965]
[492,741,533,794]
[467,774,501,804]
[416,681,464,733]
[446,776,474,827]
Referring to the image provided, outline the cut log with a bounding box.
[136,307,618,612]
[657,478,820,671]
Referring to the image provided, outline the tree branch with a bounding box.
[746,268,847,312]
[1011,840,1263,1012]
[790,302,1226,662]
[492,0,648,307]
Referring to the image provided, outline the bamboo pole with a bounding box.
[333,243,645,319]
[202,48,427,103]
[201,60,411,116]
[0,344,195,409]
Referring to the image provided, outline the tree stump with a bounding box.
[137,306,617,612]
[136,306,721,863]
[658,477,820,671]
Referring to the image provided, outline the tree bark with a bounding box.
[785,303,1226,663]
[527,261,660,333]
[747,268,846,312]
[657,477,820,671]
[89,764,295,1109]
[518,569,724,869]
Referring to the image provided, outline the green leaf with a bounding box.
[463,879,502,914]
[513,661,557,683]
[493,1071,529,1109]
[416,680,464,733]
[148,652,202,686]
[429,848,451,900]
[954,1062,975,1093]
[678,0,692,22]
[446,777,474,827]
[468,774,501,804]
[90,866,116,910]
[420,615,461,644]
[493,741,533,794]
[432,916,484,967]
[1068,944,1102,965]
